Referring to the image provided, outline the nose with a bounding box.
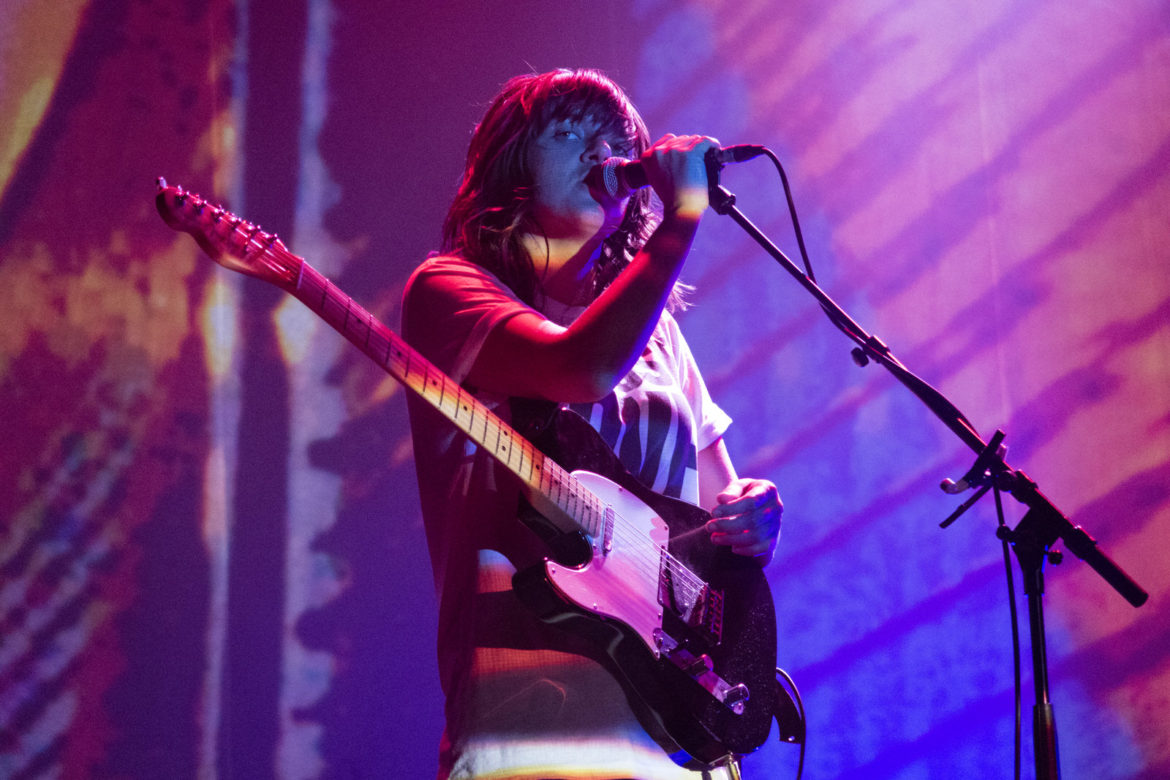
[584,137,613,164]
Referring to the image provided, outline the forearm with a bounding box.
[559,211,702,395]
[700,439,782,566]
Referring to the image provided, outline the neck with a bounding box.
[523,231,607,306]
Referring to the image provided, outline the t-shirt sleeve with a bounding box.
[661,311,732,451]
[401,255,538,385]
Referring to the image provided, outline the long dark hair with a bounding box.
[442,69,683,309]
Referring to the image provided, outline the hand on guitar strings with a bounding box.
[706,478,783,563]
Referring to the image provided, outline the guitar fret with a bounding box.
[424,366,455,415]
[388,327,402,369]
[481,413,500,453]
[434,369,457,415]
[583,498,600,537]
[518,443,538,485]
[508,437,528,474]
[545,470,562,503]
[361,307,374,349]
[388,344,408,379]
[464,401,486,442]
[368,328,391,373]
[451,389,473,426]
[499,429,515,466]
[530,451,548,494]
[515,444,532,484]
[554,473,575,516]
[400,349,426,393]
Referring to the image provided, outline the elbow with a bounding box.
[571,349,644,402]
[555,368,622,404]
[538,346,631,404]
[533,338,638,403]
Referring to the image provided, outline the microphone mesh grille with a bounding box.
[603,161,620,199]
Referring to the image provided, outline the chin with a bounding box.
[588,200,627,232]
[570,205,614,237]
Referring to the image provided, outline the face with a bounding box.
[526,114,631,241]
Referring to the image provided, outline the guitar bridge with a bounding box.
[695,586,725,644]
[653,629,749,715]
[658,553,724,646]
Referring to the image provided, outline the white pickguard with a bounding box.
[543,470,671,655]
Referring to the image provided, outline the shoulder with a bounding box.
[405,253,501,293]
[401,254,536,372]
[658,308,681,334]
[403,254,523,313]
[652,308,687,353]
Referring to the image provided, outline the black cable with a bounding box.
[762,148,816,283]
[756,148,883,351]
[994,485,1023,780]
[776,666,806,780]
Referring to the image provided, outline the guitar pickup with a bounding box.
[653,629,749,715]
[601,503,615,555]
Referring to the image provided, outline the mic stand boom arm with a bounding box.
[704,158,1148,780]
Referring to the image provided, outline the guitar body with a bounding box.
[511,405,779,768]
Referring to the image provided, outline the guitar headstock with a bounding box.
[155,178,300,289]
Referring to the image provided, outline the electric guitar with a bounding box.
[154,179,785,767]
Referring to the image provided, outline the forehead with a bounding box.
[542,113,607,134]
[538,95,635,141]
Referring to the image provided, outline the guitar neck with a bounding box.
[290,258,601,537]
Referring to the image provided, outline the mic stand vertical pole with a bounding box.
[997,504,1063,780]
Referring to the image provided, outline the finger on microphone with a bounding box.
[588,144,767,199]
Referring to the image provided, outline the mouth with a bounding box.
[584,166,614,201]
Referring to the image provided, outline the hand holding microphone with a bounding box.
[589,141,767,201]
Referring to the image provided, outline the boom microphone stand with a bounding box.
[703,152,1150,780]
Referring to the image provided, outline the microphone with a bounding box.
[590,145,767,199]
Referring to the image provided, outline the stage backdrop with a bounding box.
[2,1,1168,777]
